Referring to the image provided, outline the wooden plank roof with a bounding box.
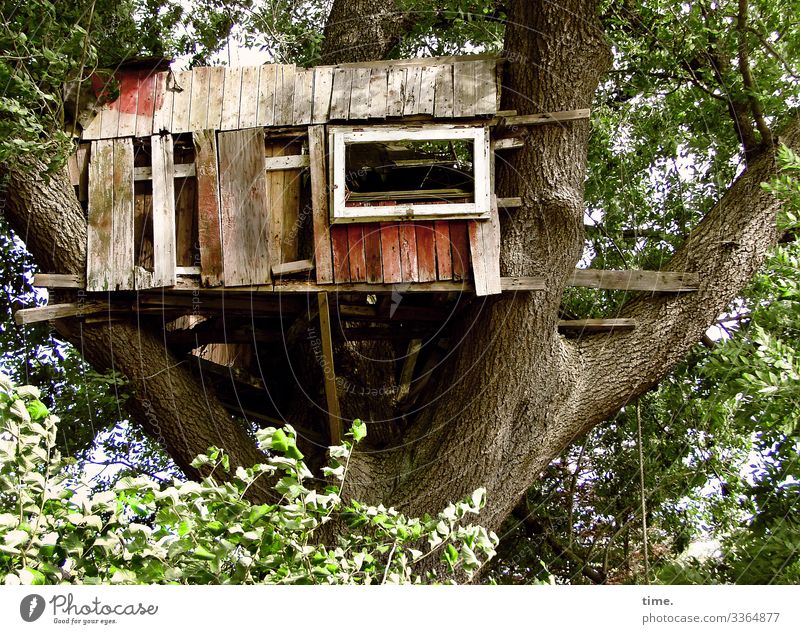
[82,56,501,140]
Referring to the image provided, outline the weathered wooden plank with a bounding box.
[474,58,497,114]
[499,109,591,127]
[264,154,310,171]
[367,67,388,119]
[188,66,211,131]
[402,65,422,116]
[330,225,351,283]
[380,223,402,283]
[501,277,546,291]
[433,64,454,118]
[32,274,84,288]
[281,142,302,262]
[175,266,200,276]
[135,72,157,137]
[149,134,177,288]
[493,137,525,151]
[418,66,437,115]
[220,67,243,130]
[311,66,334,124]
[291,68,314,125]
[256,64,277,127]
[468,221,487,295]
[87,139,115,291]
[152,71,173,133]
[170,70,193,134]
[433,221,452,281]
[558,318,636,332]
[14,302,110,325]
[99,94,121,139]
[349,68,372,120]
[275,64,296,126]
[238,66,260,128]
[111,138,135,290]
[317,292,342,445]
[497,196,522,208]
[347,225,367,282]
[205,66,226,130]
[133,183,154,271]
[265,142,285,270]
[399,223,419,282]
[174,176,196,266]
[568,269,700,291]
[363,225,383,283]
[453,61,477,118]
[134,163,195,181]
[449,221,469,281]
[415,222,437,282]
[272,259,314,277]
[329,68,353,120]
[68,144,90,201]
[386,66,406,117]
[308,126,334,284]
[116,72,139,137]
[485,196,502,294]
[217,128,270,286]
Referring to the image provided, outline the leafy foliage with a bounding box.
[0,377,497,584]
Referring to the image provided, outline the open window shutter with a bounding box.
[87,138,135,291]
[217,128,271,286]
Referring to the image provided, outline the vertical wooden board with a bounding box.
[150,71,168,132]
[449,221,469,281]
[453,62,477,118]
[193,129,224,286]
[86,139,115,291]
[206,67,226,130]
[111,138,135,289]
[380,223,402,283]
[133,182,154,270]
[347,224,367,282]
[275,64,297,126]
[312,66,334,124]
[402,65,422,116]
[238,66,260,128]
[363,224,383,283]
[418,66,437,115]
[81,107,103,139]
[433,64,454,118]
[367,67,388,119]
[135,72,156,137]
[386,66,406,118]
[349,68,372,120]
[116,72,139,137]
[150,134,177,287]
[174,177,196,266]
[475,59,497,114]
[281,145,302,261]
[256,64,277,127]
[152,71,174,133]
[433,220,453,281]
[291,68,314,125]
[484,196,502,294]
[317,291,342,445]
[217,128,270,286]
[468,221,488,295]
[170,70,193,133]
[308,125,334,283]
[265,143,285,269]
[188,66,211,131]
[399,223,419,282]
[330,225,351,283]
[415,222,436,282]
[329,68,353,120]
[220,67,243,130]
[99,98,120,139]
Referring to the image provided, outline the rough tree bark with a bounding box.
[1,0,796,552]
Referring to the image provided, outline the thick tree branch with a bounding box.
[736,0,773,149]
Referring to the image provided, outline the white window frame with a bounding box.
[329,124,491,223]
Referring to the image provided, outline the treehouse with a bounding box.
[25,55,700,444]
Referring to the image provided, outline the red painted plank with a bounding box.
[415,222,436,282]
[135,72,156,137]
[399,223,419,282]
[193,129,223,286]
[331,225,351,283]
[347,224,367,282]
[380,223,402,283]
[433,221,453,281]
[363,224,383,283]
[449,221,470,281]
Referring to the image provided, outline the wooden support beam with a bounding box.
[497,197,522,209]
[134,163,195,181]
[492,137,525,150]
[397,339,423,401]
[317,292,342,445]
[558,318,636,333]
[264,154,310,171]
[271,259,315,277]
[498,108,590,127]
[569,269,700,292]
[33,274,84,288]
[500,277,547,291]
[14,302,111,325]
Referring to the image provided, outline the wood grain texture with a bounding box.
[418,66,437,115]
[291,68,314,125]
[111,138,135,290]
[116,72,139,137]
[449,221,469,281]
[265,142,285,273]
[317,291,342,445]
[206,67,226,130]
[188,66,211,131]
[312,66,334,124]
[152,71,172,132]
[255,64,276,127]
[415,222,437,282]
[87,139,115,291]
[238,65,260,128]
[174,176,196,266]
[386,66,406,117]
[275,64,296,126]
[399,223,419,282]
[329,68,353,120]
[308,125,334,284]
[433,220,452,281]
[453,61,477,118]
[192,129,223,286]
[330,225,351,283]
[349,68,372,120]
[363,224,383,282]
[380,223,402,283]
[367,67,388,118]
[474,59,497,114]
[170,70,193,133]
[347,224,367,281]
[135,72,156,137]
[217,128,270,286]
[220,67,243,130]
[150,134,177,288]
